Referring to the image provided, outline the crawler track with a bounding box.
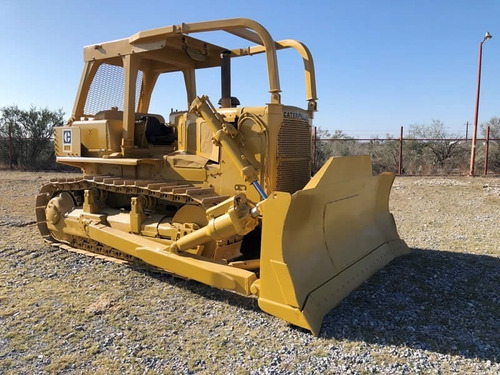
[35,176,228,265]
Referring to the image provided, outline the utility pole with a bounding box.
[470,32,492,176]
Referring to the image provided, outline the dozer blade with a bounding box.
[257,155,409,335]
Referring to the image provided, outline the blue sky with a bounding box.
[1,0,498,137]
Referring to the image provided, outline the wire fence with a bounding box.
[1,127,499,176]
[314,126,500,177]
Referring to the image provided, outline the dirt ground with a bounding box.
[0,170,498,374]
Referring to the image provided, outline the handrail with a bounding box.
[232,39,318,113]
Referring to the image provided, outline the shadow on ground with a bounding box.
[132,247,499,361]
[320,248,500,362]
[133,264,261,314]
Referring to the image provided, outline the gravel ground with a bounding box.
[0,170,499,374]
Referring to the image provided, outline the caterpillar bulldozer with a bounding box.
[36,18,409,335]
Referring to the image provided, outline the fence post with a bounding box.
[484,126,490,176]
[398,126,403,175]
[8,121,13,170]
[313,126,317,171]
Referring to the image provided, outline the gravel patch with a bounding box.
[0,171,498,374]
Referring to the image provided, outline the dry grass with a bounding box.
[0,171,498,373]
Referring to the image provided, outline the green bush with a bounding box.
[0,105,65,170]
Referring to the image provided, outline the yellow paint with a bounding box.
[43,19,409,336]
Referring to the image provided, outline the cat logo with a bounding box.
[62,129,72,152]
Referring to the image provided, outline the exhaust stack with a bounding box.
[221,51,231,108]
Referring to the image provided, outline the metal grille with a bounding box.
[276,116,312,193]
[276,159,311,192]
[278,118,312,158]
[84,64,143,116]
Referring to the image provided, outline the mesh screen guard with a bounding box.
[84,64,143,116]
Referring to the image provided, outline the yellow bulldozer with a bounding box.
[36,18,409,335]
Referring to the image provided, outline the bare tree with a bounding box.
[408,120,467,173]
[481,116,500,140]
[368,135,400,174]
[314,127,355,172]
[481,116,500,172]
